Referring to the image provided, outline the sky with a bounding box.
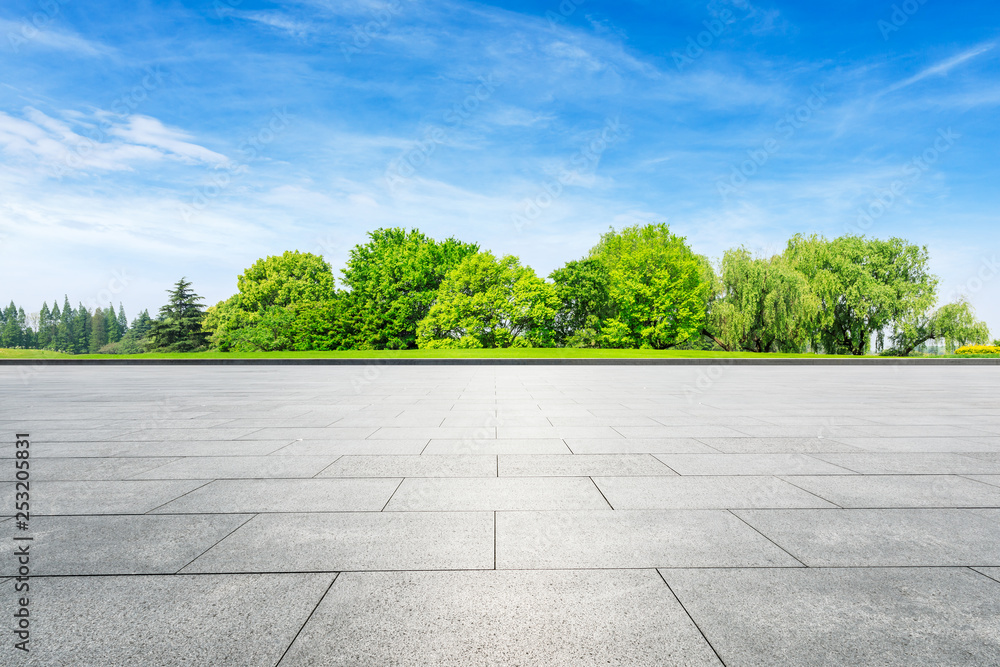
[0,0,998,333]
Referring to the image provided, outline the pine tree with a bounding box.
[148,278,209,352]
[105,304,121,343]
[38,302,52,348]
[73,302,91,354]
[56,296,73,352]
[0,301,16,348]
[116,304,128,340]
[17,307,31,348]
[90,307,108,352]
[129,310,153,340]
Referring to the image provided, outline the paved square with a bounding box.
[2,363,999,665]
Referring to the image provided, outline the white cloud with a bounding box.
[886,43,995,93]
[0,108,227,175]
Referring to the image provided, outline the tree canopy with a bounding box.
[416,252,560,349]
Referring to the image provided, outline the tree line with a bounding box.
[3,225,994,355]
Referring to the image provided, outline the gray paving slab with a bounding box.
[31,480,207,515]
[654,453,853,476]
[565,438,718,454]
[423,438,572,455]
[594,476,837,509]
[966,475,1000,488]
[497,426,623,439]
[109,439,296,456]
[183,511,494,572]
[280,570,722,667]
[130,455,340,479]
[972,567,1000,583]
[385,477,611,511]
[26,457,180,480]
[496,510,802,569]
[318,455,497,477]
[833,437,1000,452]
[783,475,1000,508]
[17,574,333,667]
[499,454,674,476]
[110,427,265,441]
[692,437,861,453]
[238,426,378,440]
[0,514,251,575]
[736,508,1000,566]
[810,452,1000,474]
[152,478,401,513]
[662,567,1000,667]
[272,439,428,455]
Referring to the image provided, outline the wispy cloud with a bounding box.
[885,43,995,93]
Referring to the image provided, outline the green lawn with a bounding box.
[3,347,995,360]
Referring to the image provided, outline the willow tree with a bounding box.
[891,299,991,355]
[785,234,938,355]
[706,248,819,353]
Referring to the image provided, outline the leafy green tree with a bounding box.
[706,249,819,353]
[416,252,560,349]
[890,299,991,355]
[786,234,938,355]
[341,228,479,349]
[589,223,714,349]
[549,258,614,347]
[204,252,343,352]
[148,278,209,352]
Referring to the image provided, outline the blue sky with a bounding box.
[1,0,998,334]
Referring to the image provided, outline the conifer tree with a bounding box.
[38,302,52,348]
[73,302,91,354]
[90,307,108,352]
[148,278,209,352]
[105,304,121,343]
[116,304,128,339]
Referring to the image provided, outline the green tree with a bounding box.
[204,252,343,352]
[705,249,819,353]
[589,223,713,349]
[341,228,479,349]
[105,304,122,343]
[549,258,614,347]
[786,234,938,355]
[55,296,73,352]
[72,302,91,354]
[89,307,108,353]
[148,278,209,352]
[37,302,53,349]
[891,299,991,355]
[416,252,560,349]
[117,304,129,339]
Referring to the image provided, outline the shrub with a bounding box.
[955,345,1000,355]
[98,338,147,355]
